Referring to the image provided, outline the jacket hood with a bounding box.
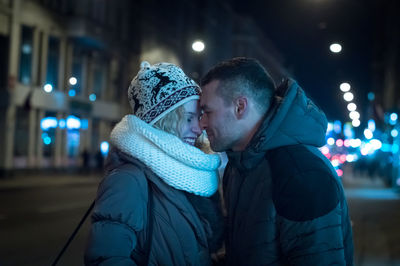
[250,79,327,152]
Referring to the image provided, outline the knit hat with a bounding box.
[128,61,201,125]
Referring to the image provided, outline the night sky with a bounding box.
[232,0,377,122]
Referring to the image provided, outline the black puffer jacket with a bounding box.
[223,79,354,265]
[85,149,223,265]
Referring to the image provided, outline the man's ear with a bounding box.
[234,96,248,119]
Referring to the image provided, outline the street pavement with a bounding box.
[0,169,399,266]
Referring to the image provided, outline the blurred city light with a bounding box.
[336,169,343,177]
[327,137,335,145]
[391,129,399,138]
[40,117,58,130]
[343,92,354,102]
[370,139,382,150]
[392,144,399,154]
[350,138,362,148]
[352,119,360,127]
[336,139,344,147]
[68,89,76,97]
[42,133,52,145]
[344,139,351,147]
[69,77,77,85]
[349,111,360,120]
[344,123,354,138]
[327,122,333,133]
[367,92,375,101]
[81,119,88,130]
[22,43,32,54]
[100,141,110,156]
[364,129,373,139]
[43,83,53,93]
[329,43,342,53]
[368,119,376,132]
[89,93,96,102]
[66,115,81,129]
[192,40,205,52]
[340,82,351,92]
[320,146,329,155]
[333,120,342,133]
[58,119,66,129]
[390,112,398,122]
[347,103,357,112]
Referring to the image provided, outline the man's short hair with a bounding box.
[201,57,276,113]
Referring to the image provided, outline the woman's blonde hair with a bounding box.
[153,105,186,138]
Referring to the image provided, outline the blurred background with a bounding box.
[0,0,399,265]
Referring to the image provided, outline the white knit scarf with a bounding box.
[110,115,221,197]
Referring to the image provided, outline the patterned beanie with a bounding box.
[128,61,201,125]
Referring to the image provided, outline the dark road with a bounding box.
[1,173,400,266]
[0,179,98,266]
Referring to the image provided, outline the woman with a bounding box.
[85,61,223,265]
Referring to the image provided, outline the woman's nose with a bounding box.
[192,121,202,136]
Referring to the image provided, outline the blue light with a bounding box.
[393,144,399,154]
[89,93,96,102]
[327,122,333,133]
[343,123,354,139]
[40,117,58,131]
[381,143,392,152]
[59,119,66,129]
[392,129,399,138]
[81,119,88,130]
[68,89,76,97]
[390,113,398,122]
[367,92,375,101]
[43,136,52,145]
[368,119,376,132]
[100,141,109,156]
[66,115,81,130]
[333,120,342,134]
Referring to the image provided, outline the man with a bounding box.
[200,57,354,265]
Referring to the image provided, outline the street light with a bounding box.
[347,103,357,112]
[69,77,77,85]
[340,82,351,92]
[330,43,342,53]
[349,111,360,120]
[43,83,53,93]
[192,40,205,52]
[343,92,354,102]
[352,119,360,127]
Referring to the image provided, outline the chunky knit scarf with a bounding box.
[110,115,221,197]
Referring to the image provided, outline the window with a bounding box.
[18,25,34,85]
[92,66,103,99]
[45,36,60,89]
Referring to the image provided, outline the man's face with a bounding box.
[200,80,238,152]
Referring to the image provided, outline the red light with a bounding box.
[339,154,347,163]
[336,169,343,177]
[325,153,331,159]
[344,139,351,147]
[336,139,344,147]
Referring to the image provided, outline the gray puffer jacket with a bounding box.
[223,79,354,265]
[84,149,223,265]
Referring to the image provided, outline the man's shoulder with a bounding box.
[267,145,341,221]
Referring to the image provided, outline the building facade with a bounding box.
[0,0,288,173]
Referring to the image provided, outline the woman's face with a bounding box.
[180,99,202,146]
